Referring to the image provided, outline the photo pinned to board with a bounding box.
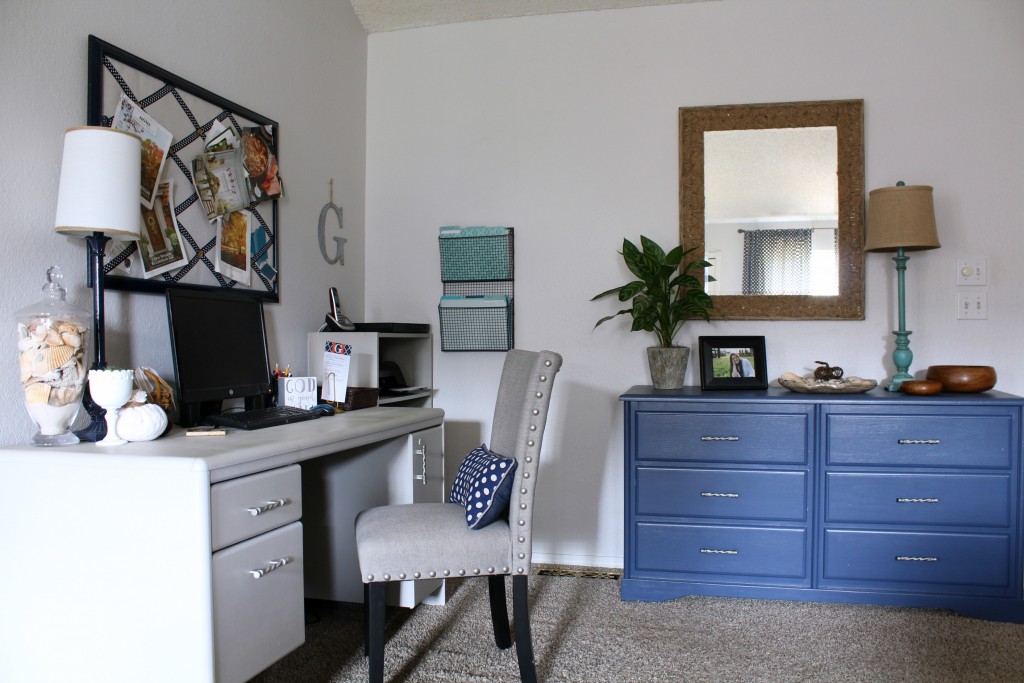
[215,210,252,285]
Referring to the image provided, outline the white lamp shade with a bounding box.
[54,126,142,238]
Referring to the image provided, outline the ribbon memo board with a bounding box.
[86,35,280,301]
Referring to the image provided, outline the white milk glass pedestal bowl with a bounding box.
[88,369,134,445]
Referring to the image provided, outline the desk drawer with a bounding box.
[212,464,302,551]
[822,529,1011,591]
[826,472,1010,527]
[825,413,1012,468]
[636,522,807,580]
[637,468,807,521]
[213,521,304,683]
[637,410,808,464]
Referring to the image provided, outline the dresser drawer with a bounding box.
[826,472,1011,527]
[822,529,1011,592]
[636,409,809,464]
[637,467,807,521]
[636,522,807,580]
[211,464,302,551]
[825,412,1013,468]
[213,521,305,683]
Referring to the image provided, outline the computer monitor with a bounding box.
[166,287,273,427]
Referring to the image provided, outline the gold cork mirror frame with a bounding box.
[680,100,865,320]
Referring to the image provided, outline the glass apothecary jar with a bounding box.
[15,266,90,446]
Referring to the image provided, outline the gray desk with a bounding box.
[0,406,444,683]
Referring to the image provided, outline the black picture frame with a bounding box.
[699,336,768,390]
[86,35,280,301]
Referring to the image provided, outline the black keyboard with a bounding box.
[207,405,320,431]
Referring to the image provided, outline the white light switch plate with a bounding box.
[956,257,988,285]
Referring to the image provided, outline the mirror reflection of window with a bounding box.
[704,126,839,296]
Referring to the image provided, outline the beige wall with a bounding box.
[363,0,1024,566]
[0,0,368,445]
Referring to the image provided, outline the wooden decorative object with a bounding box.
[926,365,997,393]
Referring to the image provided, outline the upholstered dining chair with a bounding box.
[354,349,563,683]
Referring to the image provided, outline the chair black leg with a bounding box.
[363,583,370,657]
[488,575,512,649]
[512,574,537,683]
[367,582,386,683]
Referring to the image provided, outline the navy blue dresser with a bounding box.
[621,386,1024,622]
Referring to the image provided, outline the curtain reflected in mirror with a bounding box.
[740,228,838,295]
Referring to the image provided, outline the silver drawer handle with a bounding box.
[414,441,428,485]
[249,556,293,579]
[897,439,941,445]
[701,436,740,442]
[897,497,939,504]
[896,555,938,562]
[247,498,290,516]
[700,548,739,555]
[701,492,740,498]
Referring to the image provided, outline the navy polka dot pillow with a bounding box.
[449,444,518,529]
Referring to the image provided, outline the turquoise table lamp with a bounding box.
[865,182,940,391]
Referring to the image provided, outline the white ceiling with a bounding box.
[348,0,717,33]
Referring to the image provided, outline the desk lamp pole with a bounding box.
[888,247,913,392]
[76,232,112,440]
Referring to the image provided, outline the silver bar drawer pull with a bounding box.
[897,439,941,445]
[700,436,740,442]
[414,441,428,485]
[247,498,290,516]
[700,548,739,555]
[897,497,939,504]
[896,555,938,562]
[701,492,740,499]
[249,557,293,579]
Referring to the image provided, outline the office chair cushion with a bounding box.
[449,444,517,529]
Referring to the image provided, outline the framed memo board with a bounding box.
[86,35,280,301]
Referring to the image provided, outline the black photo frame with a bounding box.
[86,35,280,301]
[699,336,768,390]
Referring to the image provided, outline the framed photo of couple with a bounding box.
[699,336,768,390]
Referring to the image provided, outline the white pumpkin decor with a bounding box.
[116,390,169,442]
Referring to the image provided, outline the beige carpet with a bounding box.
[252,573,1024,682]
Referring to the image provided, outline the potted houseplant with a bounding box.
[592,235,713,388]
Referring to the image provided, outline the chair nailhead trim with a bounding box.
[443,570,450,576]
[521,488,527,494]
[517,567,525,573]
[540,375,547,382]
[525,456,532,463]
[487,567,495,573]
[545,360,552,366]
[530,425,537,431]
[528,440,535,447]
[399,573,406,580]
[367,574,374,581]
[459,569,466,576]
[518,536,525,542]
[518,552,525,559]
[523,472,530,478]
[473,568,480,575]
[532,409,539,415]
[383,574,391,581]
[413,572,421,579]
[518,519,525,526]
[535,392,543,398]
[520,503,527,509]
[429,571,436,577]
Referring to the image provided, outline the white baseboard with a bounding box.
[532,551,623,569]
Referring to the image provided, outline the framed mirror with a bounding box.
[680,100,864,319]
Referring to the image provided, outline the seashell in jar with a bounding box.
[19,350,34,383]
[29,348,59,377]
[60,330,82,348]
[55,321,82,334]
[28,323,48,341]
[48,344,76,370]
[50,385,84,407]
[44,327,64,346]
[24,382,51,405]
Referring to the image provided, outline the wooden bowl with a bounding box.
[925,365,997,393]
[900,379,943,395]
